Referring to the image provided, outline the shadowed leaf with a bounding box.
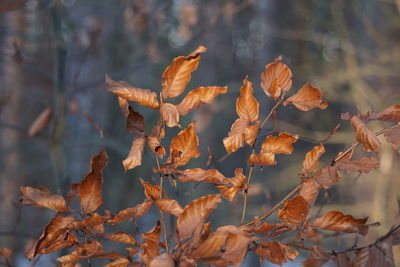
[302,246,331,267]
[278,195,309,224]
[140,221,161,266]
[370,104,400,123]
[336,157,379,173]
[254,241,299,265]
[107,200,152,225]
[301,144,325,175]
[160,103,180,127]
[350,116,381,152]
[384,123,400,152]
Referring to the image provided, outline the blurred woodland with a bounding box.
[1,0,400,266]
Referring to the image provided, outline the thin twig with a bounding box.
[155,155,169,253]
[240,166,253,224]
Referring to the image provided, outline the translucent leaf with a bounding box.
[140,178,161,200]
[236,78,259,123]
[302,246,331,267]
[105,231,137,245]
[176,168,227,184]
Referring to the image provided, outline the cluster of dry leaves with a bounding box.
[4,46,400,266]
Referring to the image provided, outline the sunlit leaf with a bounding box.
[216,168,246,201]
[384,123,400,152]
[105,231,137,245]
[350,116,381,152]
[278,195,309,224]
[261,132,298,154]
[79,150,108,214]
[140,178,161,200]
[177,86,228,115]
[248,152,276,166]
[155,199,184,216]
[244,121,261,146]
[122,134,145,171]
[168,122,200,168]
[261,56,293,100]
[160,103,180,127]
[236,78,259,122]
[106,75,159,109]
[161,46,207,99]
[20,186,72,212]
[223,118,248,153]
[284,84,328,111]
[301,144,325,175]
[254,241,299,265]
[176,168,227,184]
[107,200,152,225]
[302,246,331,267]
[28,107,52,137]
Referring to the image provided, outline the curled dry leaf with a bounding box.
[106,75,159,109]
[140,178,161,200]
[122,134,146,171]
[140,221,161,266]
[310,210,369,235]
[104,258,131,267]
[284,84,328,111]
[147,124,166,157]
[176,194,221,241]
[301,246,331,267]
[248,152,276,166]
[71,213,106,232]
[149,253,175,267]
[177,86,228,115]
[261,56,293,100]
[244,120,260,146]
[216,168,246,201]
[160,103,180,127]
[28,107,52,137]
[223,118,248,153]
[313,166,340,189]
[370,104,400,123]
[162,46,206,99]
[191,225,253,267]
[79,150,108,214]
[301,143,325,175]
[176,168,227,184]
[168,122,200,168]
[299,178,320,205]
[278,195,309,224]
[20,186,72,212]
[125,106,145,134]
[107,200,152,225]
[335,157,379,173]
[236,78,259,123]
[155,199,184,216]
[254,241,299,265]
[105,231,137,245]
[384,123,400,152]
[351,116,381,152]
[0,248,11,257]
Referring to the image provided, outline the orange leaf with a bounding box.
[299,179,320,205]
[236,78,259,122]
[260,132,298,154]
[168,122,200,168]
[0,248,11,257]
[384,123,400,152]
[149,253,175,267]
[122,134,145,171]
[278,195,309,224]
[310,210,369,235]
[371,104,400,122]
[20,186,72,212]
[254,241,299,265]
[146,124,166,157]
[301,144,325,175]
[223,118,248,153]
[177,86,228,115]
[313,166,340,189]
[261,56,293,100]
[106,75,159,109]
[155,199,184,216]
[335,157,379,173]
[351,116,381,152]
[107,200,152,225]
[105,231,137,245]
[248,152,276,166]
[79,150,108,214]
[125,105,145,134]
[140,221,161,266]
[28,107,52,137]
[161,46,207,99]
[284,83,328,111]
[176,168,227,184]
[104,258,131,267]
[244,120,261,146]
[216,168,246,201]
[302,246,331,267]
[140,178,161,200]
[160,103,180,128]
[176,194,221,241]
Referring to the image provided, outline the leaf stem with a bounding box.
[155,155,169,253]
[240,166,253,224]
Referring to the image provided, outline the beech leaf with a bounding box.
[107,200,152,225]
[140,221,161,266]
[236,78,259,123]
[105,231,137,245]
[160,103,180,128]
[216,168,247,201]
[351,116,381,152]
[261,56,293,100]
[140,178,161,200]
[301,143,325,175]
[168,122,200,168]
[155,199,184,216]
[284,83,328,111]
[278,195,309,224]
[146,124,166,157]
[313,166,340,189]
[20,186,72,212]
[302,246,331,267]
[223,118,249,153]
[384,123,400,152]
[335,157,379,173]
[122,134,145,171]
[299,178,320,205]
[176,168,227,184]
[370,104,400,123]
[254,241,299,265]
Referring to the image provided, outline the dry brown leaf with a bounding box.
[140,221,161,266]
[79,150,108,214]
[168,122,200,168]
[335,157,379,173]
[236,78,259,122]
[176,194,221,241]
[105,231,137,245]
[160,103,180,127]
[248,152,276,166]
[107,200,152,225]
[146,124,166,157]
[20,186,72,212]
[301,144,325,175]
[161,46,206,99]
[261,56,293,100]
[216,168,246,201]
[254,241,299,265]
[223,118,248,153]
[155,199,184,216]
[261,132,298,154]
[177,86,228,115]
[71,213,106,232]
[125,106,144,134]
[352,241,395,267]
[384,123,400,152]
[122,134,146,171]
[310,210,369,235]
[351,116,381,152]
[302,246,331,267]
[299,179,320,205]
[28,107,52,137]
[284,84,328,111]
[244,121,260,146]
[176,168,227,184]
[106,75,159,109]
[104,258,131,267]
[313,166,340,189]
[0,248,11,257]
[370,104,400,123]
[149,253,175,267]
[140,178,161,200]
[278,195,309,224]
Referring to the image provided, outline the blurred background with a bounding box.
[1,0,400,266]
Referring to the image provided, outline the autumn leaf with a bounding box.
[107,200,152,225]
[301,144,325,175]
[146,124,166,157]
[176,168,227,184]
[140,221,161,266]
[105,258,131,267]
[370,104,400,123]
[335,157,379,173]
[254,241,299,265]
[20,186,72,212]
[0,248,11,257]
[176,194,221,242]
[313,166,340,189]
[236,78,259,122]
[248,152,276,166]
[160,103,180,127]
[140,178,161,200]
[261,56,293,100]
[105,231,137,245]
[350,116,381,152]
[79,150,108,214]
[177,86,228,115]
[149,253,175,267]
[216,168,246,201]
[155,199,184,216]
[284,84,328,111]
[71,213,106,232]
[125,105,144,134]
[122,134,145,171]
[168,122,200,168]
[223,118,249,153]
[278,195,309,224]
[384,123,400,152]
[161,46,207,99]
[244,120,260,146]
[28,107,52,137]
[302,246,331,267]
[299,179,320,205]
[106,75,159,109]
[310,210,369,235]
